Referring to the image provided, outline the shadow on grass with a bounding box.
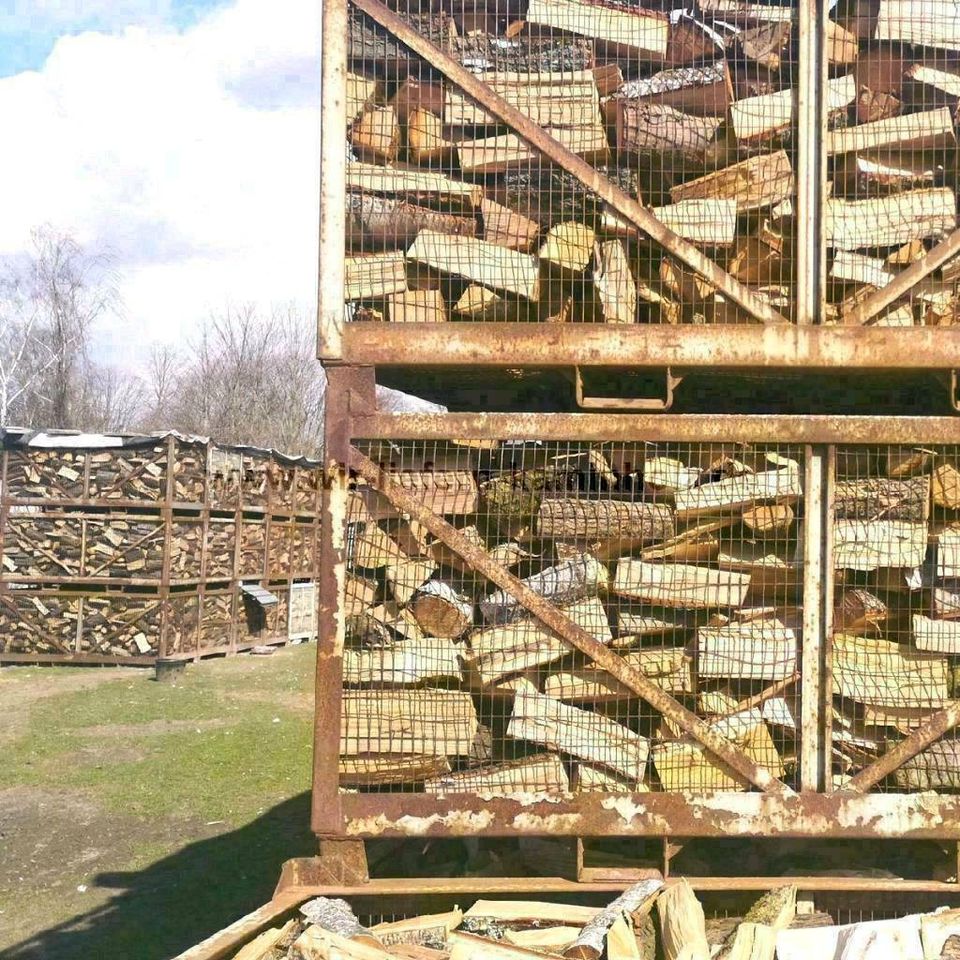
[4,791,315,960]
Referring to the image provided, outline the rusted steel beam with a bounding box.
[350,449,790,796]
[340,790,960,839]
[845,228,960,326]
[342,323,960,369]
[352,413,960,445]
[842,702,960,794]
[350,0,786,327]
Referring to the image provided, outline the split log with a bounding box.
[698,0,794,19]
[697,620,798,681]
[738,22,792,70]
[507,680,650,779]
[352,524,409,569]
[371,911,463,949]
[385,558,435,605]
[875,0,960,52]
[481,198,539,253]
[343,636,461,685]
[544,646,693,699]
[505,929,582,950]
[407,231,540,300]
[462,900,599,927]
[715,886,796,960]
[921,910,960,959]
[614,61,733,117]
[669,151,794,213]
[468,596,612,685]
[913,614,960,652]
[346,574,378,617]
[573,763,650,794]
[615,103,724,159]
[830,251,895,288]
[524,0,669,57]
[614,561,751,608]
[674,466,802,519]
[406,107,451,163]
[833,520,928,571]
[643,457,701,491]
[456,125,610,174]
[657,879,709,960]
[563,880,663,960]
[350,105,400,162]
[410,580,474,638]
[906,62,960,97]
[742,503,795,535]
[825,106,957,155]
[617,609,706,638]
[345,253,408,300]
[832,635,948,707]
[428,525,486,573]
[423,753,570,794]
[346,164,482,207]
[934,464,960,509]
[347,73,381,124]
[347,194,476,250]
[451,34,594,73]
[539,222,596,273]
[895,741,960,790]
[338,753,452,787]
[234,919,297,960]
[593,240,637,324]
[348,8,457,73]
[833,588,888,634]
[649,200,738,246]
[834,151,939,194]
[536,498,674,541]
[386,289,447,324]
[453,285,508,321]
[653,709,784,791]
[937,529,960,577]
[299,899,380,945]
[480,554,609,623]
[592,64,624,96]
[825,189,957,251]
[392,470,478,515]
[340,689,479,756]
[731,75,856,142]
[833,476,930,522]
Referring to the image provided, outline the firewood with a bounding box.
[697,619,798,681]
[339,753,452,787]
[343,636,461,685]
[462,900,599,926]
[427,524,486,573]
[830,251,895,288]
[347,73,381,124]
[921,910,960,959]
[468,596,612,685]
[480,554,609,623]
[614,561,752,608]
[674,466,802,519]
[451,34,594,73]
[505,928,582,950]
[347,194,476,250]
[410,580,474,638]
[350,105,400,162]
[715,887,796,960]
[833,476,930,522]
[615,103,724,159]
[737,22,792,70]
[346,164,482,207]
[352,524,408,568]
[669,151,794,212]
[340,689,479,756]
[592,64,623,96]
[348,8,457,73]
[524,0,669,58]
[453,285,507,320]
[697,0,793,19]
[385,558,435,605]
[653,709,784,791]
[564,880,663,960]
[906,62,960,97]
[386,289,447,324]
[572,763,651,794]
[732,75,856,142]
[544,646,693,699]
[643,457,701,491]
[539,222,596,273]
[833,589,888,634]
[895,741,960,790]
[826,106,957,155]
[233,919,297,959]
[407,231,540,300]
[371,911,463,949]
[833,520,928,571]
[593,240,637,324]
[742,503,794,535]
[875,0,960,51]
[937,528,960,577]
[648,199,738,246]
[657,879,709,960]
[423,753,570,793]
[834,151,939,194]
[536,498,674,541]
[406,107,451,163]
[914,614,960,653]
[832,634,948,706]
[934,464,960,509]
[456,125,610,174]
[825,189,957,251]
[345,252,408,300]
[481,198,539,253]
[614,61,733,117]
[346,574,378,617]
[617,609,706,638]
[395,470,478,515]
[508,680,650,779]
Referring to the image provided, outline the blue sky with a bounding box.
[0,1,232,77]
[0,0,321,364]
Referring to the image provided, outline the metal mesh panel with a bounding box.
[340,438,804,795]
[826,8,960,327]
[342,0,804,326]
[831,444,960,792]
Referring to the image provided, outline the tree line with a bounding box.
[0,228,325,456]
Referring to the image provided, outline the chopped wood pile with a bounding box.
[343,441,806,792]
[344,0,960,326]
[227,887,960,960]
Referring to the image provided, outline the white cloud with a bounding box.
[0,0,321,365]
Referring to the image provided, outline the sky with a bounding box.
[0,0,322,366]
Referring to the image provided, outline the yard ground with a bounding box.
[0,643,317,960]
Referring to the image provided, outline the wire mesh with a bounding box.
[340,438,805,795]
[341,0,806,327]
[826,6,960,326]
[831,444,960,792]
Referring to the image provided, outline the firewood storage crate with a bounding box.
[321,0,960,408]
[0,431,322,664]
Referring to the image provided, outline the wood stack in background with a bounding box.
[342,0,960,326]
[0,433,324,663]
[340,440,805,793]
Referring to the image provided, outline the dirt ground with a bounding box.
[0,644,317,960]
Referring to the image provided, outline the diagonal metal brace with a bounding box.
[350,0,789,328]
[351,448,792,796]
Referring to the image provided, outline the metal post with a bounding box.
[801,446,824,790]
[822,445,836,791]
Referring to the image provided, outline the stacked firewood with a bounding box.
[341,442,805,792]
[229,884,960,960]
[343,0,960,326]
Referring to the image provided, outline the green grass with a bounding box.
[0,644,318,959]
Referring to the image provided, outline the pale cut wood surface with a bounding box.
[669,151,794,212]
[697,620,798,681]
[832,635,948,707]
[614,560,751,608]
[525,0,669,55]
[423,753,570,794]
